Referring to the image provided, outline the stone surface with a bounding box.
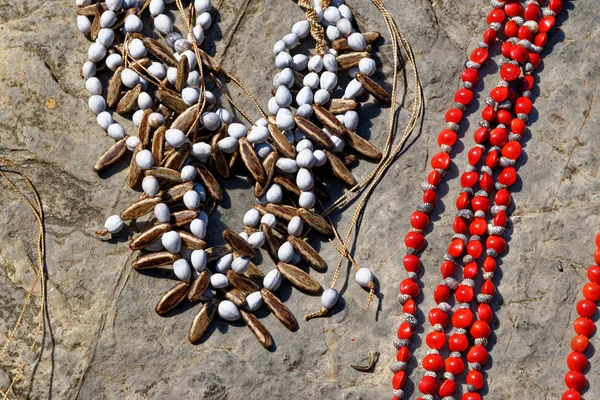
[0,0,598,399]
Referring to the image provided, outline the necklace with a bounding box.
[390,1,563,399]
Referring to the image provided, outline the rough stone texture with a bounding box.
[0,0,598,399]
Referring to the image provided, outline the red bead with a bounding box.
[587,265,600,284]
[498,167,517,186]
[448,333,469,352]
[429,308,449,327]
[482,279,496,296]
[571,335,589,353]
[518,26,533,41]
[405,232,425,250]
[577,299,596,318]
[501,42,513,59]
[510,45,528,63]
[418,376,438,395]
[539,16,556,33]
[504,20,518,37]
[462,68,479,85]
[397,321,412,339]
[445,108,463,124]
[423,354,444,371]
[486,8,505,24]
[452,308,474,328]
[487,235,507,254]
[511,118,526,135]
[472,196,490,213]
[483,256,497,272]
[403,254,420,273]
[432,152,451,170]
[474,127,489,144]
[434,284,451,303]
[502,142,522,159]
[594,248,600,266]
[486,151,499,170]
[596,233,600,248]
[445,356,464,374]
[461,394,482,400]
[400,278,420,297]
[426,331,446,350]
[428,170,442,186]
[494,210,508,227]
[453,216,468,234]
[489,128,508,147]
[457,192,470,209]
[441,261,455,279]
[454,88,474,105]
[467,370,484,390]
[561,390,582,400]
[504,2,523,17]
[478,303,494,323]
[564,371,586,391]
[516,97,533,114]
[464,262,478,280]
[480,172,494,193]
[439,379,457,397]
[482,105,497,122]
[467,345,489,365]
[468,146,483,165]
[497,109,513,126]
[448,239,465,258]
[500,63,521,82]
[490,86,508,102]
[467,241,483,259]
[495,188,512,206]
[583,282,600,301]
[471,320,491,338]
[574,317,595,337]
[567,352,588,372]
[392,371,406,390]
[483,28,496,46]
[549,0,563,14]
[396,346,410,362]
[470,48,489,65]
[529,52,541,70]
[461,171,479,188]
[469,218,487,236]
[411,211,430,231]
[438,129,458,147]
[524,3,541,21]
[455,285,474,303]
[534,32,548,47]
[403,299,416,315]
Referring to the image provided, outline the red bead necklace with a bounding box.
[391,0,564,399]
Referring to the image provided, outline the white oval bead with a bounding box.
[180,165,197,181]
[320,71,338,92]
[192,25,204,44]
[165,129,186,148]
[196,12,212,30]
[359,58,377,76]
[218,300,241,321]
[191,142,212,159]
[308,55,323,73]
[255,142,273,159]
[296,139,313,152]
[215,253,233,273]
[283,33,299,49]
[296,148,316,168]
[194,0,211,13]
[124,14,143,33]
[166,67,177,85]
[228,123,247,139]
[85,77,102,95]
[296,168,314,190]
[183,190,202,210]
[261,213,277,228]
[181,50,198,69]
[100,10,116,28]
[275,52,292,69]
[278,68,294,87]
[77,15,92,34]
[339,4,353,20]
[273,40,286,55]
[326,25,341,41]
[277,241,294,263]
[173,259,192,282]
[243,209,261,227]
[81,61,96,79]
[245,291,263,312]
[313,149,327,166]
[296,103,313,118]
[121,68,140,88]
[299,191,316,209]
[355,267,374,287]
[191,249,207,271]
[303,72,320,89]
[292,20,310,38]
[104,215,124,234]
[231,256,251,274]
[275,85,293,108]
[248,232,266,249]
[292,54,308,71]
[162,231,181,254]
[343,78,363,99]
[129,38,147,58]
[347,32,367,51]
[296,86,313,106]
[201,112,221,131]
[174,39,192,54]
[126,136,141,152]
[211,273,230,289]
[97,112,112,131]
[276,158,298,174]
[263,269,282,291]
[135,149,154,170]
[154,14,173,34]
[336,18,352,37]
[323,53,338,72]
[265,184,283,204]
[267,97,280,115]
[149,0,165,16]
[331,134,345,152]
[105,53,123,71]
[182,87,199,105]
[321,288,339,309]
[217,136,239,153]
[276,108,295,131]
[247,126,269,143]
[344,111,359,131]
[137,92,153,110]
[239,231,249,241]
[149,112,165,128]
[88,42,106,62]
[287,216,304,236]
[88,95,106,115]
[153,202,170,223]
[186,70,200,87]
[323,6,341,24]
[314,89,330,105]
[106,0,123,11]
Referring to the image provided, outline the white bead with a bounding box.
[129,38,147,59]
[285,130,295,144]
[166,67,177,85]
[190,218,207,239]
[296,139,313,152]
[314,89,330,105]
[194,0,211,13]
[343,78,363,99]
[217,136,238,153]
[296,168,314,190]
[211,273,229,289]
[144,240,164,252]
[174,39,192,54]
[247,126,269,143]
[107,123,126,140]
[359,58,376,76]
[278,68,294,87]
[323,54,338,73]
[287,216,304,236]
[303,72,320,89]
[320,71,338,92]
[248,232,266,248]
[193,183,206,202]
[153,202,169,223]
[215,254,233,273]
[77,15,92,34]
[121,68,140,88]
[218,301,241,321]
[85,77,102,95]
[263,269,282,291]
[183,190,202,210]
[321,288,339,309]
[323,6,341,24]
[276,158,298,174]
[196,12,212,30]
[173,259,192,282]
[313,149,327,166]
[347,67,359,78]
[243,209,261,227]
[149,113,165,128]
[268,97,280,115]
[97,112,112,131]
[76,0,92,6]
[275,52,292,69]
[292,20,310,38]
[290,252,302,265]
[192,25,204,44]
[100,10,116,28]
[347,32,367,51]
[355,267,374,287]
[227,123,247,139]
[261,213,276,228]
[181,87,199,105]
[308,55,323,72]
[275,85,293,108]
[88,95,106,115]
[124,14,143,33]
[139,76,148,91]
[88,42,106,62]
[276,108,295,131]
[344,111,359,131]
[296,103,313,118]
[283,33,299,49]
[181,50,198,69]
[292,54,308,71]
[255,142,273,159]
[162,231,181,253]
[191,249,207,271]
[81,61,96,79]
[265,184,283,203]
[106,53,123,71]
[104,215,124,234]
[331,134,345,152]
[339,4,353,20]
[245,291,263,312]
[180,165,197,181]
[191,142,212,159]
[135,149,154,170]
[299,191,316,208]
[273,40,286,55]
[326,25,341,41]
[126,136,141,151]
[201,112,221,131]
[187,70,200,87]
[165,129,186,148]
[230,256,250,274]
[296,148,316,168]
[136,92,152,110]
[149,0,165,17]
[239,231,249,241]
[106,0,123,11]
[216,108,232,124]
[296,86,313,106]
[336,18,352,37]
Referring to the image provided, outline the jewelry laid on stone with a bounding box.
[76,0,417,349]
[389,1,564,399]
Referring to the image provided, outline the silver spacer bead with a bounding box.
[444,254,456,263]
[390,361,407,372]
[417,203,434,213]
[500,157,516,167]
[518,113,529,121]
[438,302,451,312]
[452,233,468,244]
[491,205,507,215]
[454,102,467,111]
[490,22,502,31]
[393,389,405,399]
[443,277,459,290]
[488,225,505,235]
[463,81,473,89]
[522,90,533,98]
[486,248,499,257]
[511,16,525,26]
[427,349,440,355]
[474,210,486,219]
[412,228,424,233]
[456,328,467,335]
[458,303,470,311]
[407,271,418,280]
[471,235,481,242]
[394,338,410,349]
[461,187,475,196]
[444,372,455,381]
[478,41,489,50]
[495,182,508,190]
[424,371,437,378]
[463,254,474,264]
[483,272,494,280]
[496,124,507,130]
[422,395,435,400]
[462,278,475,287]
[406,247,417,255]
[489,145,502,153]
[465,165,476,173]
[543,8,557,17]
[518,39,532,49]
[485,97,496,107]
[466,60,481,70]
[508,133,523,142]
[450,351,462,358]
[480,165,493,176]
[398,293,411,304]
[421,182,437,191]
[497,79,510,87]
[442,397,456,400]
[403,313,418,327]
[479,120,490,128]
[475,190,489,197]
[474,143,486,150]
[433,324,444,332]
[475,337,489,346]
[447,122,460,131]
[436,168,447,176]
[457,209,474,220]
[498,100,513,109]
[467,384,477,392]
[441,144,453,153]
[469,362,482,371]
[490,0,504,9]
[478,294,493,303]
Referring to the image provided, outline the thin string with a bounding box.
[298,0,329,55]
[0,159,46,400]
